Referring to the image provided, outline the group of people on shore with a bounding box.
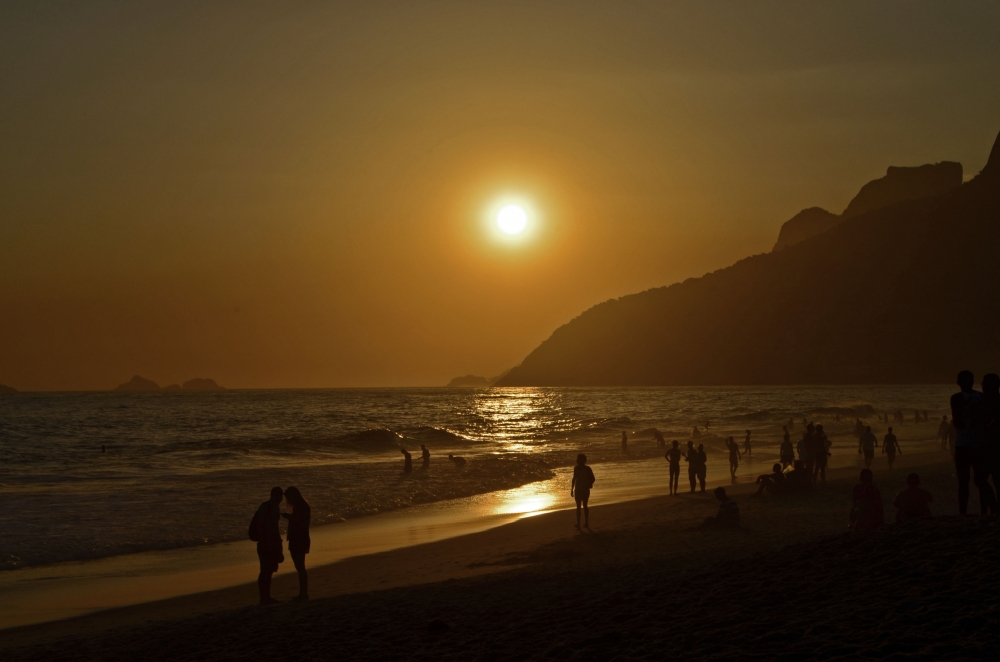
[399,445,466,473]
[249,486,312,605]
[950,370,1000,515]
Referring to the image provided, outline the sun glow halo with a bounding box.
[496,205,528,235]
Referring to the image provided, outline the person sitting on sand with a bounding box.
[665,440,682,495]
[726,436,742,481]
[682,441,698,493]
[780,427,794,469]
[448,453,466,468]
[699,487,739,529]
[858,426,877,469]
[850,469,884,533]
[621,431,628,454]
[400,448,413,474]
[743,430,752,458]
[893,473,933,522]
[420,444,430,469]
[282,486,311,601]
[571,453,596,530]
[783,460,811,494]
[696,443,708,493]
[752,463,786,498]
[252,486,285,605]
[882,427,900,470]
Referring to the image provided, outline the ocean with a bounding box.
[0,385,952,571]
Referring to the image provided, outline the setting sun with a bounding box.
[497,205,528,234]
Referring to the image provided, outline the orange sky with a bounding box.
[2,1,999,390]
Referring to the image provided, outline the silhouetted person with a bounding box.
[448,453,466,468]
[743,429,752,458]
[787,417,795,430]
[621,431,628,453]
[691,426,701,438]
[282,486,310,601]
[922,409,929,423]
[801,423,816,476]
[752,463,785,498]
[893,473,933,522]
[665,440,682,495]
[401,448,412,474]
[951,370,993,515]
[882,427,900,470]
[420,444,430,469]
[780,427,794,469]
[653,429,666,448]
[984,373,1000,509]
[696,443,708,492]
[571,453,596,530]
[784,460,811,494]
[683,441,697,493]
[726,436,742,481]
[853,418,864,438]
[812,424,830,484]
[858,426,877,469]
[937,415,951,450]
[252,486,284,605]
[850,469,884,533]
[705,419,710,430]
[699,487,739,529]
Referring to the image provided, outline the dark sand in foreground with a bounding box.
[3,452,998,660]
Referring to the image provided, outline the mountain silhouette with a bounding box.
[0,383,17,394]
[182,378,224,390]
[772,161,962,251]
[115,375,161,391]
[496,130,1000,386]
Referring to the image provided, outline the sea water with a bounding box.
[0,385,952,571]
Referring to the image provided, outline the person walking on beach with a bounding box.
[858,426,877,469]
[726,436,742,481]
[400,448,413,474]
[653,429,666,448]
[665,440,682,495]
[251,486,285,605]
[683,441,698,493]
[571,453,596,530]
[420,444,430,469]
[937,415,951,451]
[812,424,830,484]
[621,431,628,454]
[696,443,708,492]
[282,486,311,601]
[882,427,901,470]
[950,370,996,515]
[850,469,884,532]
[893,473,933,522]
[780,427,794,469]
[743,430,752,459]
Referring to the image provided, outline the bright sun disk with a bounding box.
[497,205,528,235]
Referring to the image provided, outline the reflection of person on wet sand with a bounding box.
[698,487,739,529]
[682,441,697,493]
[447,453,466,468]
[726,436,742,480]
[665,441,682,495]
[881,427,900,469]
[571,453,596,530]
[621,431,628,453]
[400,448,413,474]
[858,426,877,469]
[893,473,932,522]
[850,469,884,532]
[752,463,785,498]
[420,444,430,469]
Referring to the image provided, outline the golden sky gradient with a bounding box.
[2,1,999,390]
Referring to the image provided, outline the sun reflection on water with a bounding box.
[491,479,558,517]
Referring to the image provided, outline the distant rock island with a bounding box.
[114,375,225,391]
[447,375,493,387]
[496,129,1000,386]
[0,383,17,394]
[772,161,963,251]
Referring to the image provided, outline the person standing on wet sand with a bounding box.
[858,426,877,469]
[950,370,995,515]
[696,443,708,492]
[726,436,742,480]
[252,486,285,605]
[621,431,628,454]
[743,430,752,459]
[400,448,413,474]
[665,440,682,495]
[937,415,951,450]
[420,444,430,469]
[282,486,311,601]
[571,453,596,530]
[882,427,900,470]
[780,427,794,469]
[812,424,830,484]
[683,441,698,493]
[801,423,816,476]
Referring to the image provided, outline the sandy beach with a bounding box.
[4,450,997,660]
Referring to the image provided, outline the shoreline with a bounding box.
[0,449,954,649]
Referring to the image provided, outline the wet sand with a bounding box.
[6,450,997,660]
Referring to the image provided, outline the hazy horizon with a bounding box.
[3,1,1000,391]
